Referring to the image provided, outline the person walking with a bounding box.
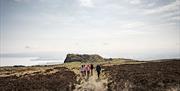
[96,64,101,78]
[80,65,85,78]
[90,64,94,76]
[85,64,90,79]
[82,65,86,77]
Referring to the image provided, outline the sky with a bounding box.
[0,0,180,60]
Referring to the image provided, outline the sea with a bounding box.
[0,57,64,67]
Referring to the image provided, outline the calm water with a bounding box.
[0,57,63,67]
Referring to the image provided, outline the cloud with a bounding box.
[144,0,180,15]
[171,16,180,21]
[79,0,94,7]
[1,0,180,59]
[128,0,142,5]
[146,2,155,7]
[25,46,30,49]
[103,43,109,46]
[120,21,145,29]
[141,0,180,23]
[14,0,30,2]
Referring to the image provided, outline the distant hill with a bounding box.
[64,54,105,63]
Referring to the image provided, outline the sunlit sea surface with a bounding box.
[0,57,63,67]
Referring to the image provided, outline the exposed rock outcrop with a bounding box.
[64,54,105,63]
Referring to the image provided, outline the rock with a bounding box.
[64,54,105,63]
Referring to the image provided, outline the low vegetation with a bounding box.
[0,56,179,91]
[0,67,76,91]
[103,59,180,91]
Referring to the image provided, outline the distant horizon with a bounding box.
[0,52,180,67]
[1,52,180,61]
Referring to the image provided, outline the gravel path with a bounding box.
[74,71,108,91]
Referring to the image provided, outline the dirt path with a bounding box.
[74,71,108,91]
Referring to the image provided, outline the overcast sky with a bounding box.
[0,0,180,60]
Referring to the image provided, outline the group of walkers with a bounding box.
[80,64,101,79]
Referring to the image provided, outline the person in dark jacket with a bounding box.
[90,64,94,76]
[96,64,101,78]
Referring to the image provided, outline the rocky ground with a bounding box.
[103,59,180,91]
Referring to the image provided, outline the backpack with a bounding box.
[96,65,101,71]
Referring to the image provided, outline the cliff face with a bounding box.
[64,54,104,63]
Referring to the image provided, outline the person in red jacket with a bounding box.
[85,64,90,79]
